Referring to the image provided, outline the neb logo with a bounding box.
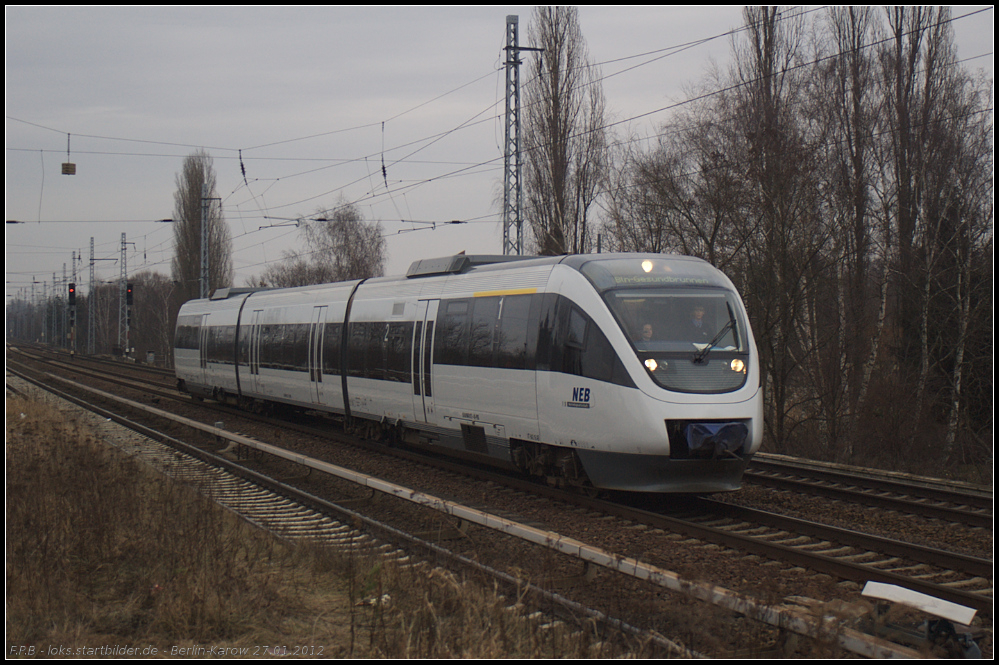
[572,387,590,403]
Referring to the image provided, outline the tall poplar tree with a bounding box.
[522,6,607,256]
[171,150,233,303]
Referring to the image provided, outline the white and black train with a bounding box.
[175,253,763,493]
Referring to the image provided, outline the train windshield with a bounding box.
[579,258,749,393]
[602,289,745,353]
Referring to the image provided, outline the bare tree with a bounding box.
[604,100,751,271]
[806,6,882,458]
[523,6,607,256]
[171,150,233,302]
[255,253,327,289]
[730,7,832,452]
[87,281,119,355]
[876,7,979,443]
[603,139,683,255]
[256,200,386,287]
[125,270,177,365]
[941,77,993,458]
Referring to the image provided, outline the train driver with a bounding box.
[683,304,711,342]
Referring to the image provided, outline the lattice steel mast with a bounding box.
[501,15,542,256]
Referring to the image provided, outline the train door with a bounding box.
[308,305,327,404]
[247,309,263,394]
[412,299,439,423]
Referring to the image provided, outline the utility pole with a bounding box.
[70,250,77,356]
[51,273,56,345]
[62,262,67,349]
[89,238,95,354]
[30,278,36,342]
[68,279,77,358]
[117,234,135,357]
[501,15,543,256]
[119,233,127,354]
[201,183,209,299]
[200,184,220,299]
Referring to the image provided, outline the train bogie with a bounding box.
[175,254,763,493]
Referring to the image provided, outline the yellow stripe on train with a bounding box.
[472,287,538,298]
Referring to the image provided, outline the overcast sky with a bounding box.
[5,6,993,305]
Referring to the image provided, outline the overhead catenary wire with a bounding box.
[7,8,989,193]
[6,7,991,287]
[7,6,990,166]
[0,8,815,177]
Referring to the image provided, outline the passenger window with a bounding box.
[369,323,387,380]
[291,323,309,371]
[496,294,533,369]
[385,321,414,382]
[468,296,500,368]
[347,322,369,378]
[322,323,342,375]
[435,299,470,366]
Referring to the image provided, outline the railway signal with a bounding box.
[67,282,77,356]
[126,283,134,328]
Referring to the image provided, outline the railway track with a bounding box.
[746,455,992,529]
[8,346,992,656]
[672,498,990,613]
[441,466,992,615]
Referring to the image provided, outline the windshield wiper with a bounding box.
[693,303,737,364]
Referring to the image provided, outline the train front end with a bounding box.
[558,255,763,493]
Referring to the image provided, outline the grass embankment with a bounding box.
[6,394,614,658]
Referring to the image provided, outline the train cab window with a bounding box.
[535,293,560,373]
[601,288,749,393]
[578,318,629,385]
[567,307,587,349]
[561,306,592,377]
[536,294,633,388]
[603,290,745,355]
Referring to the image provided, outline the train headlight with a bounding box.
[641,260,654,273]
[730,359,745,374]
[644,358,658,372]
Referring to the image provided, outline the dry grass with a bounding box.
[5,394,624,658]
